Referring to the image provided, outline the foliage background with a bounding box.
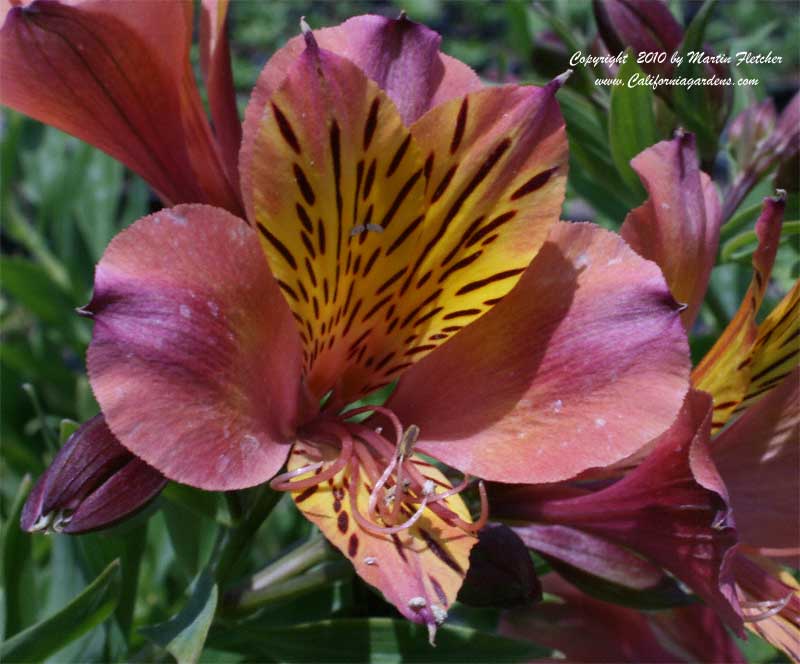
[1,1,798,662]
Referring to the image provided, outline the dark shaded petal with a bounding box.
[458,524,541,608]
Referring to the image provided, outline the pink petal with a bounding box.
[240,14,481,221]
[492,390,744,635]
[86,205,304,490]
[650,604,746,664]
[388,221,689,483]
[0,0,241,213]
[621,133,722,330]
[200,0,241,194]
[511,523,666,590]
[501,573,679,662]
[713,369,799,552]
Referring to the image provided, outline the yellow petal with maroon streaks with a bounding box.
[249,38,427,401]
[377,85,568,383]
[288,442,477,630]
[692,195,785,431]
[737,280,799,410]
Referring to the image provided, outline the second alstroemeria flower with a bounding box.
[20,13,688,636]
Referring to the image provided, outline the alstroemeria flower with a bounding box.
[0,0,243,214]
[490,136,798,655]
[8,9,690,637]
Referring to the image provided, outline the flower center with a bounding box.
[269,405,487,536]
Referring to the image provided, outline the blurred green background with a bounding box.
[1,1,798,662]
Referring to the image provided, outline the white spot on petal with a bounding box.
[408,597,427,610]
[179,304,191,319]
[574,253,590,269]
[551,399,563,413]
[595,418,606,428]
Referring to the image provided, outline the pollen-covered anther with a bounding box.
[408,596,427,610]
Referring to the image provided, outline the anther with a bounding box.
[408,597,427,610]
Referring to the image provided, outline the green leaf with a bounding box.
[163,499,218,578]
[209,618,549,663]
[671,0,722,160]
[0,560,121,662]
[721,220,800,263]
[141,571,218,664]
[58,418,80,445]
[2,475,35,638]
[609,53,658,198]
[0,256,74,325]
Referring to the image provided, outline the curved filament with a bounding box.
[271,430,354,491]
[349,460,431,535]
[741,594,793,622]
[340,405,403,445]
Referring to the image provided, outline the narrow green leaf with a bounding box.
[209,618,549,663]
[0,256,74,325]
[163,500,218,578]
[2,475,35,638]
[0,560,121,662]
[141,572,218,664]
[671,0,723,160]
[609,53,658,198]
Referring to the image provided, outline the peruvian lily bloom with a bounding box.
[5,5,691,638]
[493,134,798,657]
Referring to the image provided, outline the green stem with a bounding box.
[21,383,57,452]
[214,485,282,584]
[222,559,351,616]
[5,199,71,293]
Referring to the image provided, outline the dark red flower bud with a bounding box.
[593,0,683,76]
[458,523,541,608]
[21,415,167,534]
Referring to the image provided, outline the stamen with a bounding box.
[271,429,354,491]
[269,461,324,489]
[349,461,432,535]
[340,405,403,445]
[741,594,793,622]
[447,481,489,533]
[368,455,398,516]
[427,474,473,503]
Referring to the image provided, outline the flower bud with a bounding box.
[21,415,166,534]
[458,523,541,607]
[729,99,777,169]
[593,0,683,76]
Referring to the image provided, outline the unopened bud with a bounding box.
[21,415,166,534]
